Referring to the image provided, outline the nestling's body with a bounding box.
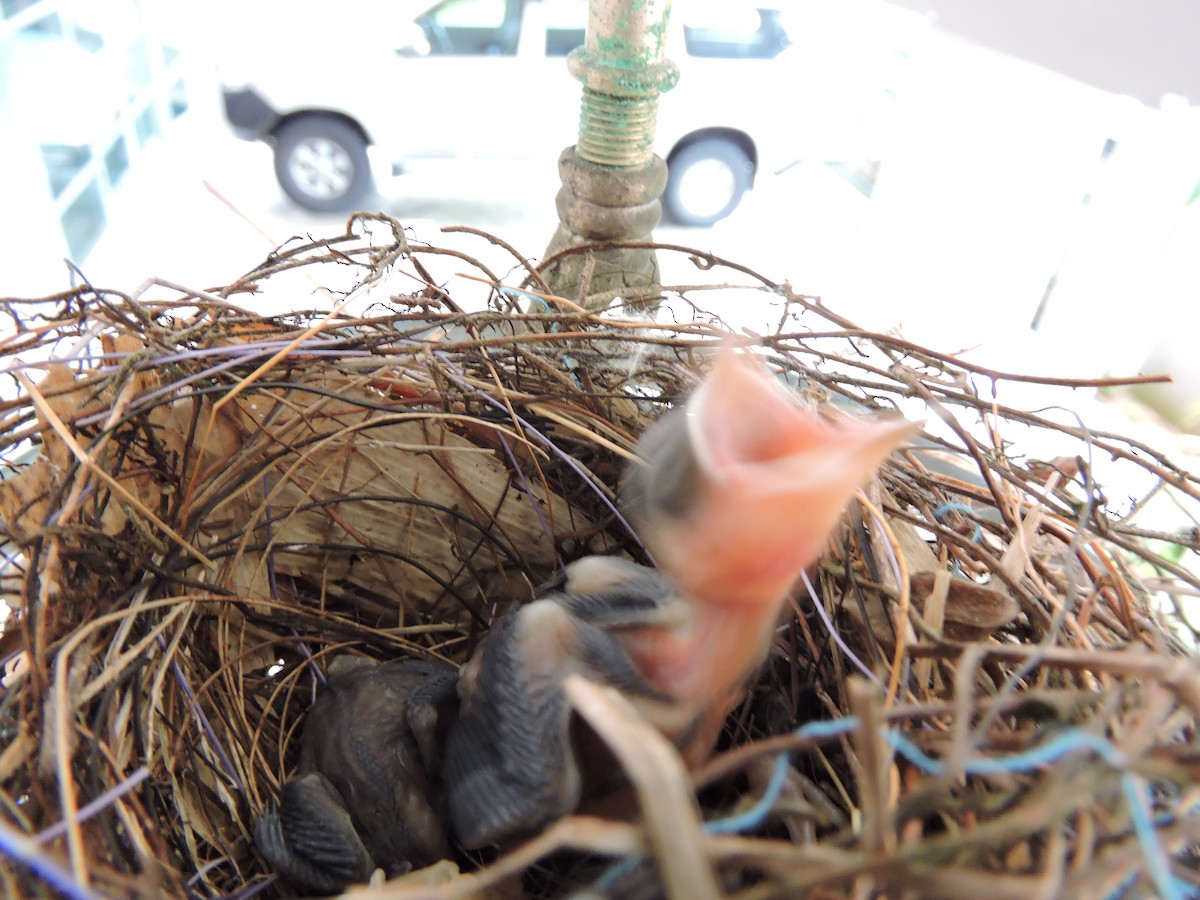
[444,348,917,846]
[444,580,680,848]
[255,656,458,895]
[258,350,917,870]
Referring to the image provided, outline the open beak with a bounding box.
[634,348,918,610]
[621,348,918,711]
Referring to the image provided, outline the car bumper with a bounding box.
[221,87,279,141]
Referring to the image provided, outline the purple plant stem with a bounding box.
[214,875,278,900]
[35,767,151,845]
[433,352,650,557]
[261,474,324,687]
[157,635,245,795]
[496,432,564,572]
[802,570,881,686]
[0,818,102,900]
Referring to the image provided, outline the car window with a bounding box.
[421,0,522,55]
[543,0,585,57]
[532,0,792,61]
[683,7,791,59]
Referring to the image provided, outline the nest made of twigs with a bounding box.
[2,213,1199,899]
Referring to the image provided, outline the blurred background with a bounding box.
[3,0,1200,429]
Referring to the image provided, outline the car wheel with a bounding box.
[273,116,371,212]
[663,138,753,227]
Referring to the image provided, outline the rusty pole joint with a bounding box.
[542,0,678,307]
[567,0,679,169]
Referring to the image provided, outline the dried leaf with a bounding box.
[844,569,1020,648]
[911,571,1021,640]
[0,457,56,543]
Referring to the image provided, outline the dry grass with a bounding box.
[1,213,1197,899]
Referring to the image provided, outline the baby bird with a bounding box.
[255,656,458,894]
[444,348,917,846]
[617,348,918,756]
[443,582,679,848]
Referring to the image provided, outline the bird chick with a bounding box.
[443,348,916,846]
[618,348,918,756]
[444,591,677,848]
[255,656,458,895]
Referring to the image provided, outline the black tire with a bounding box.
[663,138,753,227]
[273,116,371,212]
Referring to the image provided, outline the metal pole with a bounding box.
[541,0,678,309]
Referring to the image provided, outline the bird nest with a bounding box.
[1,213,1198,899]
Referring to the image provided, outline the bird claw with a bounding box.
[255,773,375,895]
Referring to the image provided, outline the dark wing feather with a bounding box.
[445,606,581,847]
[254,772,374,893]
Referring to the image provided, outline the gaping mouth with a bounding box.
[687,348,918,498]
[646,348,918,605]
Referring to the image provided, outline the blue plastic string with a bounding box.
[884,727,1128,776]
[511,288,582,387]
[932,501,983,543]
[587,718,1185,898]
[1120,774,1188,900]
[695,721,1184,900]
[704,752,791,835]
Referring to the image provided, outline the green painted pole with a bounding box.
[541,0,678,309]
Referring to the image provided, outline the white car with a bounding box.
[219,0,800,225]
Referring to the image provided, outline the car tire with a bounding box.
[663,138,753,227]
[273,116,372,212]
